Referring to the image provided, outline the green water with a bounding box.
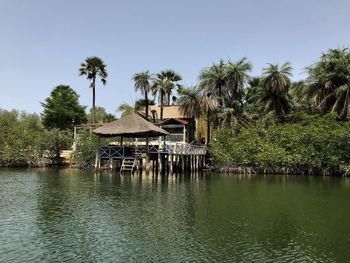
[1,169,350,262]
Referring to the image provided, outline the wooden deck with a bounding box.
[95,143,207,171]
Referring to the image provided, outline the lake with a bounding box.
[0,169,350,262]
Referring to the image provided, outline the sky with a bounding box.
[1,0,350,115]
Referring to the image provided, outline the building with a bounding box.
[144,105,207,144]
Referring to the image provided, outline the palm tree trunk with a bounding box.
[92,76,96,124]
[219,83,224,107]
[340,88,350,121]
[145,91,149,120]
[160,91,164,120]
[207,110,210,145]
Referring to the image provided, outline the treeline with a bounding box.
[2,47,350,173]
[210,113,350,175]
[0,109,72,166]
[190,48,350,175]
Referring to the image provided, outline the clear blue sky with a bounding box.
[1,0,349,114]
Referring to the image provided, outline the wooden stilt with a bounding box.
[146,134,150,173]
[94,135,100,169]
[170,154,173,173]
[158,153,162,172]
[181,155,185,171]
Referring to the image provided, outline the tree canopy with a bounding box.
[41,85,87,129]
[79,56,108,123]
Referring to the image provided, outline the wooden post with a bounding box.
[109,148,113,170]
[146,134,150,173]
[94,135,100,169]
[169,154,173,173]
[183,125,186,142]
[191,155,194,171]
[158,136,162,172]
[181,155,185,171]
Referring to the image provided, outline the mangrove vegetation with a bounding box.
[1,48,350,175]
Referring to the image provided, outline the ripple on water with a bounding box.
[0,170,349,262]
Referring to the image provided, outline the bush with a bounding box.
[0,109,74,167]
[74,130,99,168]
[40,128,73,162]
[210,113,350,175]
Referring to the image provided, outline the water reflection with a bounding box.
[1,169,350,262]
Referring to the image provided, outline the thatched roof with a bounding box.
[93,112,169,138]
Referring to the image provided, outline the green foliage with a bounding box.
[133,71,152,118]
[41,85,87,129]
[210,114,350,175]
[74,131,112,168]
[40,129,73,162]
[135,98,155,109]
[0,109,73,166]
[306,48,350,120]
[74,130,98,168]
[79,56,108,124]
[0,110,43,166]
[178,86,203,118]
[87,106,116,123]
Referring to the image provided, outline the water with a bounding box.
[1,169,350,262]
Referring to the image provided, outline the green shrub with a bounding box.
[74,130,98,168]
[210,113,350,175]
[0,109,74,166]
[40,128,73,162]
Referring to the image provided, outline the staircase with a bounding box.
[120,157,137,173]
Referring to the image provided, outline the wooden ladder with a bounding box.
[120,157,136,174]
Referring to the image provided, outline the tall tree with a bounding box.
[202,92,217,145]
[133,71,152,120]
[244,77,264,117]
[41,85,87,129]
[79,56,108,124]
[87,106,116,123]
[260,62,293,118]
[152,70,182,120]
[225,57,252,101]
[306,48,350,120]
[177,86,216,144]
[199,60,227,106]
[178,86,203,119]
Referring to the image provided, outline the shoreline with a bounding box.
[208,165,350,177]
[1,163,349,177]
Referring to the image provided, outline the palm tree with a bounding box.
[117,103,136,117]
[79,57,107,124]
[260,62,293,118]
[132,71,152,119]
[161,70,182,105]
[306,48,350,120]
[330,82,350,120]
[199,60,227,106]
[288,81,312,112]
[178,86,202,119]
[135,98,155,111]
[245,77,264,116]
[152,70,182,120]
[177,86,216,144]
[225,57,252,101]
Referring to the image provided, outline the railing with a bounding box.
[99,143,207,159]
[99,146,125,159]
[145,143,207,155]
